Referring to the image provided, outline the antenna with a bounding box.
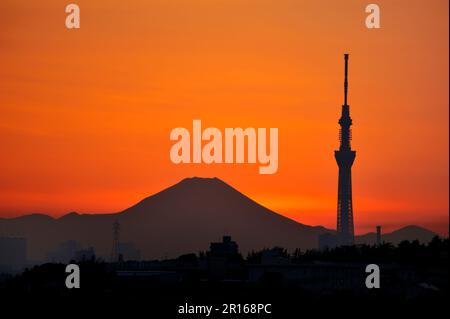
[344,53,349,106]
[111,220,120,262]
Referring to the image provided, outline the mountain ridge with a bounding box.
[0,177,438,262]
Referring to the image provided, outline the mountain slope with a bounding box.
[356,225,437,245]
[116,177,329,258]
[0,177,439,262]
[0,178,328,261]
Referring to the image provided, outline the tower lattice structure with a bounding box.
[111,220,120,262]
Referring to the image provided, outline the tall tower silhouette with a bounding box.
[111,220,120,262]
[335,53,356,245]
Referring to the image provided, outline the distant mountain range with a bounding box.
[0,177,438,262]
[355,225,437,245]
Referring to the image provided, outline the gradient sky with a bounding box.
[0,0,448,235]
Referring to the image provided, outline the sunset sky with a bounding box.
[0,0,448,235]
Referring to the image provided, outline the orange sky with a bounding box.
[0,0,448,235]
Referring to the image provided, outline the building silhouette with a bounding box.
[208,236,239,257]
[74,247,96,261]
[376,226,382,245]
[0,237,27,273]
[111,220,120,262]
[206,236,243,279]
[318,232,338,250]
[118,242,141,261]
[335,53,356,245]
[46,240,81,263]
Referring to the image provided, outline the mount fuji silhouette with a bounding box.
[0,177,437,262]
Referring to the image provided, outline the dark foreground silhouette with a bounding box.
[1,237,447,317]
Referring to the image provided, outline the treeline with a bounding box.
[247,236,449,264]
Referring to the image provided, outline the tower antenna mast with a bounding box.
[111,220,120,262]
[344,53,349,106]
